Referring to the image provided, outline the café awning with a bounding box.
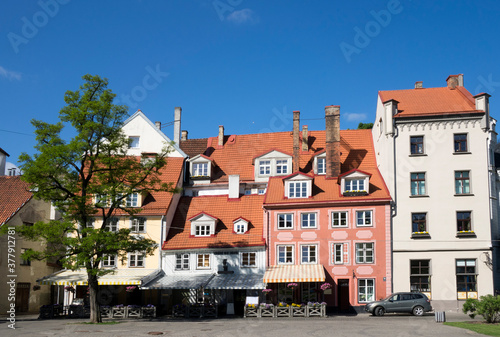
[141,272,215,290]
[37,269,161,286]
[205,273,265,290]
[263,264,325,283]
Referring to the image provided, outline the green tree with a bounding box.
[16,74,179,323]
[463,294,500,323]
[357,122,373,129]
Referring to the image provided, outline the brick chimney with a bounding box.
[155,121,161,129]
[446,74,463,89]
[218,125,224,147]
[181,130,188,141]
[414,81,423,89]
[325,105,340,178]
[302,125,308,152]
[293,111,300,172]
[174,107,182,144]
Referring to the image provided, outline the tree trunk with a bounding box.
[88,271,101,323]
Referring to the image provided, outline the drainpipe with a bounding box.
[390,121,399,294]
[159,215,165,270]
[264,207,270,267]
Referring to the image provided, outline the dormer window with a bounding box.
[340,169,371,196]
[276,160,288,174]
[189,212,217,237]
[233,218,249,234]
[259,160,271,175]
[284,173,313,199]
[193,162,208,176]
[126,192,139,207]
[254,150,292,181]
[345,179,365,192]
[188,155,212,180]
[317,157,326,175]
[195,224,211,236]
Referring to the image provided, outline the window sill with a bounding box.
[456,232,476,238]
[128,266,145,268]
[411,233,431,239]
[343,191,368,197]
[409,154,427,157]
[277,228,294,230]
[191,176,211,181]
[409,195,429,198]
[453,152,471,155]
[454,193,474,197]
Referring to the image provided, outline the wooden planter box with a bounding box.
[127,307,142,318]
[291,306,306,317]
[39,306,53,319]
[112,306,127,319]
[100,306,112,318]
[307,304,326,317]
[142,306,156,318]
[203,306,217,318]
[244,306,259,317]
[276,306,291,317]
[188,306,202,318]
[259,305,275,317]
[172,306,186,317]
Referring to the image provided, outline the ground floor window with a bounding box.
[277,283,293,303]
[358,279,375,303]
[410,260,431,293]
[301,283,318,303]
[456,259,477,299]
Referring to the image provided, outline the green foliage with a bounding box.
[444,321,500,336]
[463,295,500,323]
[357,122,373,129]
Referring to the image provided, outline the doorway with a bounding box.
[338,279,350,312]
[16,283,30,312]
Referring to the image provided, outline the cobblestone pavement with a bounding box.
[0,312,483,337]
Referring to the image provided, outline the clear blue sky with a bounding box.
[1,0,499,167]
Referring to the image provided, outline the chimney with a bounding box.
[325,105,341,178]
[446,74,463,89]
[155,121,161,129]
[174,107,182,144]
[474,92,491,130]
[383,99,399,135]
[181,130,188,141]
[414,81,423,89]
[293,110,300,172]
[302,125,308,152]
[228,175,240,199]
[218,125,224,147]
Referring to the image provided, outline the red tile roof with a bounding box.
[163,195,265,250]
[379,86,482,117]
[0,176,32,226]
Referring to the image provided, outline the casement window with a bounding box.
[410,260,431,293]
[193,162,208,176]
[355,242,374,264]
[175,253,190,270]
[259,160,271,175]
[95,194,109,206]
[241,252,256,267]
[456,259,477,298]
[277,245,294,264]
[235,223,246,234]
[20,248,31,266]
[129,252,145,267]
[103,217,119,232]
[317,157,326,175]
[345,179,365,192]
[130,217,146,233]
[412,213,427,233]
[128,136,140,148]
[277,213,293,229]
[410,172,426,196]
[332,243,349,265]
[84,218,94,228]
[301,283,318,302]
[454,133,468,153]
[126,192,139,207]
[455,171,470,194]
[276,160,288,175]
[301,213,317,229]
[356,210,372,227]
[457,211,472,232]
[358,279,375,303]
[195,224,211,236]
[258,188,266,195]
[102,255,116,267]
[301,245,317,264]
[289,181,308,198]
[197,254,210,269]
[410,136,424,154]
[332,211,348,227]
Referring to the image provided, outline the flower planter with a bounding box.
[127,306,142,318]
[456,231,476,238]
[100,306,112,318]
[307,303,326,317]
[188,305,202,318]
[291,306,306,317]
[203,306,217,318]
[343,191,368,197]
[172,305,186,317]
[259,305,275,317]
[142,306,156,318]
[112,306,127,319]
[276,306,291,317]
[244,305,259,318]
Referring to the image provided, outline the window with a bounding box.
[301,245,317,264]
[235,223,246,234]
[301,213,317,229]
[195,224,211,236]
[126,193,139,207]
[410,260,431,292]
[332,211,348,227]
[455,171,470,194]
[277,245,294,264]
[102,255,116,267]
[277,213,293,229]
[301,283,318,302]
[454,133,468,153]
[258,188,266,195]
[358,279,375,302]
[84,218,94,228]
[129,136,140,148]
[95,194,109,206]
[103,218,119,232]
[412,213,427,233]
[456,259,477,298]
[197,254,210,269]
[356,210,372,227]
[129,252,144,267]
[345,179,365,192]
[130,217,146,233]
[289,181,307,198]
[259,160,271,175]
[410,136,424,154]
[20,248,31,266]
[332,243,348,265]
[457,211,472,232]
[355,243,374,263]
[317,157,326,175]
[193,162,208,176]
[276,160,288,175]
[241,252,256,267]
[410,173,426,196]
[175,253,190,270]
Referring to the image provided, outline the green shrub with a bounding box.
[462,294,500,323]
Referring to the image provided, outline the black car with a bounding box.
[364,292,432,316]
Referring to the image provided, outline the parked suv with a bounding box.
[364,292,432,316]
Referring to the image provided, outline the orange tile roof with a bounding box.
[0,176,33,226]
[163,195,265,250]
[379,86,482,117]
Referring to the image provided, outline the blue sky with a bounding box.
[1,0,499,167]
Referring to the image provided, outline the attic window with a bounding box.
[193,163,208,176]
[317,157,326,175]
[341,170,370,196]
[129,136,140,148]
[345,179,365,192]
[234,219,249,234]
[190,213,217,237]
[188,155,212,180]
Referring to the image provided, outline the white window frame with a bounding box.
[277,213,293,229]
[276,159,288,175]
[197,254,210,269]
[332,242,349,265]
[130,217,146,233]
[332,211,348,228]
[84,218,94,229]
[358,279,375,303]
[289,181,308,198]
[195,224,211,236]
[175,253,190,270]
[258,188,266,195]
[300,244,317,264]
[193,162,208,177]
[355,242,374,264]
[104,217,119,232]
[356,210,373,227]
[102,255,116,268]
[241,252,257,267]
[300,212,317,229]
[129,252,145,268]
[126,192,139,207]
[277,245,294,265]
[129,136,140,148]
[317,157,326,175]
[345,179,365,192]
[259,160,271,176]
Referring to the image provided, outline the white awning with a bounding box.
[38,269,161,286]
[141,273,215,290]
[205,273,265,290]
[263,264,325,283]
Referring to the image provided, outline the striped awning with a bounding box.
[37,269,161,286]
[205,273,265,290]
[141,273,215,290]
[263,264,325,283]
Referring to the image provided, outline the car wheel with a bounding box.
[375,307,385,316]
[412,306,424,316]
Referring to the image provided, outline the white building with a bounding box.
[372,74,499,311]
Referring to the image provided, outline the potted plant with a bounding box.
[142,304,156,318]
[259,303,275,317]
[291,303,306,317]
[112,304,127,318]
[244,303,258,317]
[276,302,291,317]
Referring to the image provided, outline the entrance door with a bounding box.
[16,283,30,312]
[338,279,350,311]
